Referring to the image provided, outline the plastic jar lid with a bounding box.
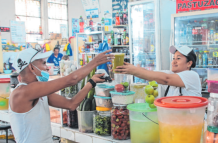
[154,96,208,108]
[0,78,10,83]
[208,126,218,133]
[96,107,112,111]
[96,84,114,89]
[210,93,218,98]
[110,91,135,95]
[127,103,157,112]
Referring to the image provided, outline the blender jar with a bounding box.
[154,96,208,143]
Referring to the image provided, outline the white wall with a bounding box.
[0,0,15,41]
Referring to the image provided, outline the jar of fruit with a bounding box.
[111,104,130,140]
[93,107,111,136]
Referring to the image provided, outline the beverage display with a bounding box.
[209,20,215,44]
[127,103,159,143]
[202,19,208,45]
[186,21,192,45]
[111,53,125,73]
[208,48,213,67]
[213,48,218,68]
[155,96,208,143]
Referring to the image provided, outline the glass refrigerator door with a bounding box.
[174,13,218,92]
[129,2,156,83]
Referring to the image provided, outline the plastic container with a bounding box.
[94,95,112,108]
[111,104,130,140]
[154,96,208,143]
[111,53,125,73]
[47,63,54,75]
[207,93,218,127]
[3,70,12,74]
[208,68,218,81]
[95,84,114,97]
[93,107,111,136]
[130,83,147,102]
[207,80,218,93]
[110,91,135,105]
[67,110,78,128]
[206,126,218,143]
[77,109,95,133]
[0,78,10,110]
[127,103,159,143]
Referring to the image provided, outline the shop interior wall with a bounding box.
[0,0,15,41]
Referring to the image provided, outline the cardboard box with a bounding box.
[50,33,62,40]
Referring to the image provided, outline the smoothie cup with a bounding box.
[154,96,208,143]
[111,53,125,73]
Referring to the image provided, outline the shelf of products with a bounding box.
[113,25,128,28]
[111,45,129,48]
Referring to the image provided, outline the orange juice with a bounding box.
[112,53,125,73]
[159,122,203,143]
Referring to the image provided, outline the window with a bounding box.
[48,0,68,34]
[15,0,42,42]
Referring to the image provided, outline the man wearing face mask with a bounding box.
[9,48,113,143]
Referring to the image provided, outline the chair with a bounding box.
[0,125,14,143]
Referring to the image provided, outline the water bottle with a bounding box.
[198,51,203,68]
[208,48,214,67]
[203,51,208,68]
[194,49,199,67]
[186,21,192,45]
[180,24,186,45]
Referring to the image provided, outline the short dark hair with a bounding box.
[53,47,60,52]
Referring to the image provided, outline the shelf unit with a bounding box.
[76,31,104,69]
[111,45,129,48]
[113,25,128,28]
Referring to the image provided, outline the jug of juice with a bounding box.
[155,96,208,143]
[111,53,125,73]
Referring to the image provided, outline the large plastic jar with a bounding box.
[130,83,147,102]
[127,103,159,143]
[155,96,208,143]
[93,107,111,136]
[207,93,218,127]
[111,104,130,140]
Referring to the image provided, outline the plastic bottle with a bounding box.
[111,30,114,45]
[198,50,203,68]
[89,17,93,27]
[114,32,118,45]
[209,20,215,44]
[123,10,127,25]
[213,48,218,68]
[215,20,218,44]
[120,11,123,25]
[194,49,199,67]
[203,51,208,68]
[79,16,84,33]
[126,33,129,45]
[101,18,105,32]
[192,21,197,45]
[208,48,214,67]
[202,19,208,45]
[149,12,154,29]
[180,24,186,45]
[123,30,126,45]
[117,33,121,45]
[126,10,128,25]
[115,12,120,25]
[186,21,192,45]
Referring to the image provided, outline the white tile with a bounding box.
[61,128,75,141]
[75,132,92,143]
[93,137,112,143]
[51,126,60,136]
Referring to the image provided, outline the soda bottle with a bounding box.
[126,9,128,25]
[179,24,186,45]
[201,19,208,45]
[198,50,203,68]
[79,16,84,33]
[115,12,120,25]
[126,33,129,45]
[186,21,192,45]
[215,20,218,44]
[123,30,126,45]
[203,51,208,68]
[101,18,105,31]
[194,49,199,67]
[120,11,123,25]
[209,20,215,44]
[213,48,218,68]
[89,17,93,28]
[111,30,114,45]
[208,48,214,67]
[195,21,202,45]
[114,32,118,45]
[192,21,197,45]
[117,33,121,45]
[123,10,127,25]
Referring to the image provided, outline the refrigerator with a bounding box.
[171,9,218,93]
[128,0,176,84]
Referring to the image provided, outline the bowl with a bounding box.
[3,70,12,74]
